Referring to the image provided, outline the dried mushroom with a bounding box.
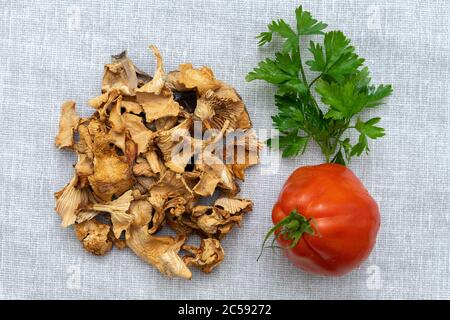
[83,190,134,238]
[178,63,221,95]
[88,136,136,202]
[102,51,138,96]
[183,238,224,273]
[54,45,260,279]
[55,175,91,227]
[55,100,79,149]
[190,197,253,238]
[122,113,155,154]
[135,46,166,95]
[225,129,262,181]
[74,219,113,255]
[194,87,251,131]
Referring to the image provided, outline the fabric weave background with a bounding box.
[0,0,449,299]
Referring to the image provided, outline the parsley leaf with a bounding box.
[246,51,300,84]
[307,31,365,83]
[351,133,369,157]
[277,79,307,96]
[256,32,272,46]
[272,95,305,132]
[247,5,393,165]
[295,6,328,35]
[256,19,299,53]
[366,84,394,107]
[355,117,385,139]
[317,72,372,119]
[268,132,309,158]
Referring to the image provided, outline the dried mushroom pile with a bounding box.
[54,46,260,279]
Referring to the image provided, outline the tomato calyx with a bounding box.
[258,210,315,260]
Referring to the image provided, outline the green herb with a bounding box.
[247,6,392,164]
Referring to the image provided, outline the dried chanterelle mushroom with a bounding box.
[54,45,261,279]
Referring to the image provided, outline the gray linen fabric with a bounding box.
[0,0,449,299]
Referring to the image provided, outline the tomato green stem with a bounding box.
[257,210,315,261]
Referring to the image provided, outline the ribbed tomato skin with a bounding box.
[272,163,380,276]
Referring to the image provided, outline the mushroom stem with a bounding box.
[206,119,230,147]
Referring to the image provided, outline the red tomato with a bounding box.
[269,163,380,276]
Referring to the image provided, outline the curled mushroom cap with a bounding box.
[220,129,261,181]
[75,122,94,155]
[133,156,155,177]
[88,190,134,239]
[126,215,192,279]
[128,196,164,235]
[55,100,79,149]
[183,238,225,273]
[74,153,94,189]
[150,170,194,202]
[165,71,186,92]
[194,151,238,196]
[129,198,152,228]
[88,136,136,202]
[214,197,253,215]
[74,219,113,256]
[194,88,250,131]
[137,93,181,122]
[178,64,221,95]
[155,118,196,173]
[89,92,109,110]
[191,198,253,237]
[102,51,138,96]
[122,113,155,154]
[144,147,165,175]
[55,175,91,227]
[134,46,185,122]
[109,96,125,133]
[121,97,143,114]
[135,46,166,95]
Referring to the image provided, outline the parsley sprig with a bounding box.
[247,6,392,164]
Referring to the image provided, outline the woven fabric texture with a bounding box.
[0,0,449,299]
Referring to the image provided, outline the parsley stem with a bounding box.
[297,44,325,121]
[298,43,336,164]
[297,47,309,87]
[297,44,323,116]
[309,56,346,89]
[309,74,322,89]
[317,140,332,163]
[310,95,321,113]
